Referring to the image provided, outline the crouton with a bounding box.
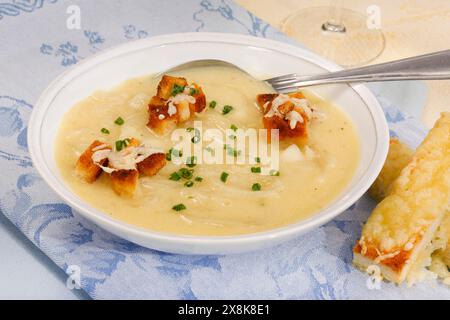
[110,169,139,196]
[189,83,206,113]
[148,76,207,135]
[137,152,167,176]
[75,140,111,183]
[147,96,178,135]
[256,93,279,113]
[176,100,191,122]
[256,92,309,144]
[157,75,188,100]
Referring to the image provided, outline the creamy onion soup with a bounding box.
[55,66,360,236]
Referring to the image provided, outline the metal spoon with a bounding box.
[159,50,450,93]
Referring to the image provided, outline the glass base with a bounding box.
[282,7,385,67]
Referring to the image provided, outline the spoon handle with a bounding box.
[267,50,450,90]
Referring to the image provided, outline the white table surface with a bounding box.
[0,79,427,299]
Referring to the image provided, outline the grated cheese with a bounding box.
[263,94,313,129]
[167,93,196,116]
[285,110,303,129]
[92,144,162,173]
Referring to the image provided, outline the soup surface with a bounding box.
[55,66,360,236]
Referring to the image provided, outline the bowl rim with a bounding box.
[28,32,389,249]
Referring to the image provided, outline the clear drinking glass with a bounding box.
[282,1,385,67]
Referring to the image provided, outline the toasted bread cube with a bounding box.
[174,84,206,121]
[157,75,188,100]
[256,92,308,143]
[263,115,308,143]
[177,100,191,122]
[256,93,279,113]
[149,76,207,135]
[148,95,167,114]
[110,169,139,196]
[137,152,166,176]
[189,83,206,113]
[147,96,177,135]
[75,140,110,183]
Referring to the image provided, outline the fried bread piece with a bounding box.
[110,169,139,197]
[137,152,167,177]
[148,75,206,135]
[78,138,167,196]
[147,96,178,135]
[157,75,188,100]
[256,92,311,144]
[75,140,111,183]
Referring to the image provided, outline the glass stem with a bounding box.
[322,0,346,33]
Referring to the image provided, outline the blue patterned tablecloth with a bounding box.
[0,0,448,299]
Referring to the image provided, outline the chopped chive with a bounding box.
[222,105,233,115]
[179,168,194,179]
[184,181,194,187]
[171,84,185,96]
[209,101,217,109]
[220,172,229,183]
[255,157,261,163]
[270,170,280,176]
[115,140,123,151]
[194,176,203,182]
[114,117,124,125]
[172,203,186,211]
[230,124,238,131]
[189,88,199,95]
[186,127,194,132]
[186,156,197,168]
[100,128,110,134]
[169,172,181,181]
[252,183,262,191]
[251,167,261,173]
[167,148,183,161]
[115,138,131,151]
